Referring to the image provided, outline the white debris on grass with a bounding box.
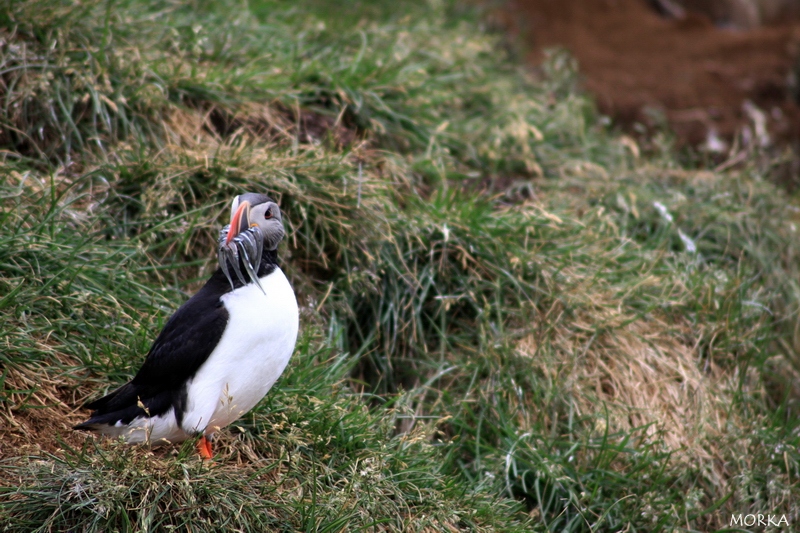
[678,229,697,253]
[653,201,697,254]
[652,201,673,223]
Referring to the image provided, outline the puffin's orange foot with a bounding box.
[197,435,213,460]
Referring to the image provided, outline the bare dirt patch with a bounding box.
[508,0,800,151]
[0,361,91,459]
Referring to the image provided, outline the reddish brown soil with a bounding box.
[509,0,800,149]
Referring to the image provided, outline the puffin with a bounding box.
[75,193,299,459]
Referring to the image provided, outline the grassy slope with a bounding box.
[1,0,799,531]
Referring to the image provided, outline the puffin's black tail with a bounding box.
[73,383,178,431]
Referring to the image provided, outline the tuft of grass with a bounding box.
[2,0,800,531]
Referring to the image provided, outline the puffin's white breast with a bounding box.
[181,267,299,436]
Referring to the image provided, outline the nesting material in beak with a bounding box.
[218,201,265,293]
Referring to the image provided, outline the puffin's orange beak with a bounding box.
[226,201,251,244]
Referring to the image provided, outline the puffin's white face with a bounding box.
[229,195,284,251]
[219,193,285,291]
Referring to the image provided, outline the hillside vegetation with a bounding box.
[1,0,799,531]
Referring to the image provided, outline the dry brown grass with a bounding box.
[0,356,89,459]
[519,314,733,465]
[515,268,798,518]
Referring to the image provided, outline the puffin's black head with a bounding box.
[227,193,285,251]
[218,193,285,292]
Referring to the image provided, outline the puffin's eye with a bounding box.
[264,207,273,220]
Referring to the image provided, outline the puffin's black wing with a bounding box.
[75,272,231,429]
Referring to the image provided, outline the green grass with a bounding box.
[2,0,800,531]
